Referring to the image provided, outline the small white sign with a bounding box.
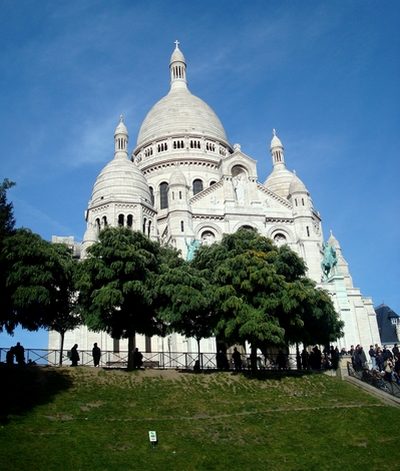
[149,431,157,442]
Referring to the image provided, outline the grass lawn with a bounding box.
[0,365,399,471]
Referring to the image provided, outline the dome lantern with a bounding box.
[114,115,129,158]
[134,43,232,152]
[270,129,285,169]
[170,40,187,90]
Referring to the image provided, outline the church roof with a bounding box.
[289,172,309,195]
[169,165,188,186]
[91,119,151,205]
[264,168,294,199]
[375,304,400,344]
[135,42,231,150]
[91,156,151,205]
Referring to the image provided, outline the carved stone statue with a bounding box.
[185,237,200,261]
[232,173,245,204]
[321,242,338,280]
[201,231,215,246]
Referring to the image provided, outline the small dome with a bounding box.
[289,172,309,195]
[264,168,294,199]
[82,221,98,247]
[170,43,186,66]
[169,165,188,186]
[91,155,151,205]
[270,129,283,151]
[328,230,341,249]
[114,115,128,137]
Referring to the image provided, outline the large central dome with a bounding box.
[135,43,231,150]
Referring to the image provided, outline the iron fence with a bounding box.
[0,348,302,371]
[347,361,400,399]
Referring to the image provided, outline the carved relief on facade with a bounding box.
[201,230,215,246]
[231,165,247,205]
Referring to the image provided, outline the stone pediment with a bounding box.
[189,180,224,205]
[257,182,292,209]
[220,147,258,178]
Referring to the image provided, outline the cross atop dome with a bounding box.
[170,40,187,90]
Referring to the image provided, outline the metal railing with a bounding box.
[1,348,302,371]
[347,361,400,399]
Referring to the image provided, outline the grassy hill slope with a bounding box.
[1,365,399,471]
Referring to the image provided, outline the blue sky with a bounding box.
[1,0,399,349]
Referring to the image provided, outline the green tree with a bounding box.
[75,227,165,369]
[0,179,16,332]
[0,178,16,241]
[3,229,81,349]
[281,277,343,348]
[157,259,217,365]
[46,243,81,366]
[193,228,342,371]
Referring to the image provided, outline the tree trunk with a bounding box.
[59,331,65,367]
[127,333,136,370]
[250,343,258,373]
[296,342,301,370]
[197,338,201,369]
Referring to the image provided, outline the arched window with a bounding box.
[149,187,155,206]
[274,233,287,247]
[193,179,203,195]
[118,214,124,226]
[127,215,133,227]
[160,182,169,209]
[143,218,147,234]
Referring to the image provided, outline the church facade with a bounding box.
[49,43,380,357]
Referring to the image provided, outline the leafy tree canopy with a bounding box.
[192,228,343,361]
[2,228,79,335]
[0,178,16,331]
[76,227,166,341]
[0,178,16,242]
[157,259,217,353]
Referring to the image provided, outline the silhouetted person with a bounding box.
[313,346,322,370]
[133,347,143,369]
[216,350,228,370]
[92,343,101,367]
[358,346,367,368]
[232,347,242,371]
[301,349,309,370]
[14,342,25,365]
[193,359,200,371]
[6,348,14,364]
[331,347,340,370]
[276,350,286,371]
[70,344,79,366]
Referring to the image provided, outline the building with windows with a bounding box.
[375,304,400,346]
[49,43,380,358]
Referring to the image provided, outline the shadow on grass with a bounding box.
[178,368,317,381]
[0,364,73,425]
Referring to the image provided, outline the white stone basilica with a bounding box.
[49,43,380,357]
